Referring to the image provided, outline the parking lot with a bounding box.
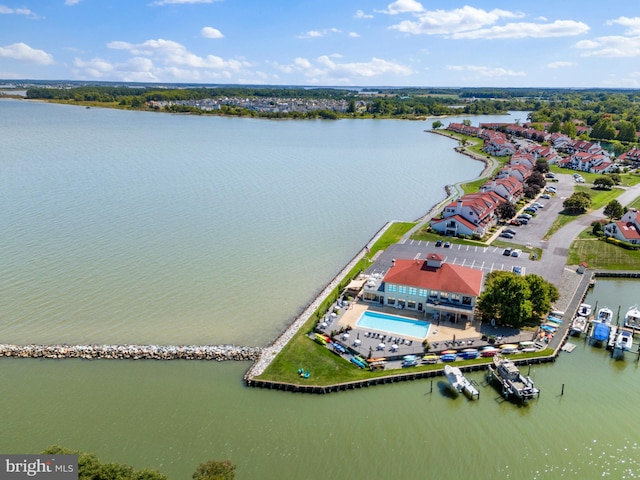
[368,172,577,283]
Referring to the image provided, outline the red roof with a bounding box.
[615,221,640,240]
[383,259,483,297]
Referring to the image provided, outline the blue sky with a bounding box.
[1,0,640,87]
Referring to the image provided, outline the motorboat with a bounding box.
[487,354,539,401]
[444,365,479,399]
[624,306,640,329]
[614,330,634,352]
[590,321,611,346]
[440,353,457,362]
[578,303,592,317]
[570,316,588,336]
[421,354,439,364]
[595,307,613,324]
[500,344,519,354]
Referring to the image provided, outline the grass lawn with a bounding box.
[543,186,624,240]
[568,230,640,269]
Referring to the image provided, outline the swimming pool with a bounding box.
[356,311,430,339]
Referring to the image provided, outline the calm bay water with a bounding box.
[2,100,639,479]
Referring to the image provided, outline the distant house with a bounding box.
[496,164,531,184]
[480,175,523,203]
[483,135,516,156]
[374,255,484,323]
[432,191,502,237]
[549,133,572,150]
[509,152,536,170]
[447,122,482,137]
[617,148,640,167]
[563,152,612,173]
[603,209,640,245]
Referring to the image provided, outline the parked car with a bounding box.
[545,173,555,178]
[435,239,443,247]
[524,207,537,214]
[509,219,522,226]
[500,232,515,239]
[511,249,522,257]
[512,265,522,275]
[532,202,544,208]
[443,241,451,248]
[504,228,517,235]
[576,177,585,183]
[518,218,529,225]
[546,186,557,193]
[503,248,512,256]
[518,213,532,220]
[540,194,551,199]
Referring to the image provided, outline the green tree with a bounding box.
[462,119,471,126]
[193,460,236,480]
[563,192,592,214]
[603,199,624,221]
[591,117,617,140]
[524,274,559,322]
[477,271,533,327]
[610,173,622,185]
[549,119,562,133]
[616,120,637,142]
[592,221,603,235]
[561,121,577,138]
[495,201,517,221]
[594,176,615,189]
[432,120,443,129]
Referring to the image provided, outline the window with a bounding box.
[451,294,460,303]
[418,289,428,297]
[429,290,438,299]
[462,296,472,306]
[408,287,417,296]
[387,297,396,305]
[398,286,407,294]
[407,301,416,309]
[387,284,397,292]
[440,292,449,301]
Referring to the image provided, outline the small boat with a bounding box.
[614,330,633,352]
[440,353,457,362]
[480,346,499,357]
[444,365,479,399]
[518,341,536,352]
[366,357,386,363]
[578,303,592,317]
[350,356,367,369]
[314,333,327,345]
[547,316,563,325]
[421,354,439,364]
[441,349,457,355]
[487,354,540,401]
[590,322,611,346]
[595,307,613,324]
[570,316,588,335]
[500,344,519,354]
[401,354,418,367]
[540,324,556,333]
[458,348,479,359]
[624,305,640,329]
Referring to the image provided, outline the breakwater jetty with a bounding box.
[0,344,262,361]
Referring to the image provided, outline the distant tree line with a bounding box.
[42,445,236,480]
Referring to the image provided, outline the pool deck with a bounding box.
[320,301,499,359]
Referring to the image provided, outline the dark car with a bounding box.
[523,207,537,214]
[504,228,517,235]
[500,232,514,239]
[443,241,451,248]
[503,248,512,256]
[435,239,443,247]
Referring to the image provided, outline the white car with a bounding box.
[511,249,522,257]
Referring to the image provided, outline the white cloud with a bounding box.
[547,61,576,69]
[0,5,40,18]
[201,26,224,39]
[606,16,640,35]
[107,38,250,71]
[297,28,341,39]
[389,6,521,36]
[453,20,589,39]
[348,32,360,38]
[380,0,424,15]
[354,9,373,19]
[0,43,53,64]
[577,35,640,57]
[274,55,413,84]
[64,0,81,5]
[447,64,525,78]
[74,56,159,82]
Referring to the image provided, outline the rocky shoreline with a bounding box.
[0,344,262,361]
